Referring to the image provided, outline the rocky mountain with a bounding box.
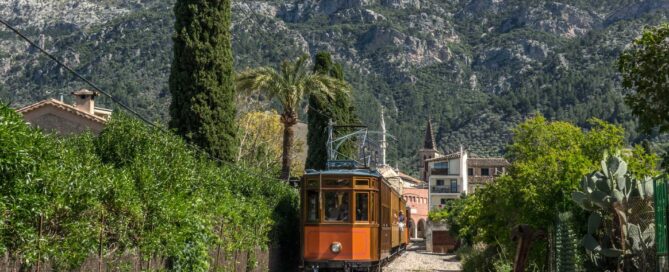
[1,0,668,173]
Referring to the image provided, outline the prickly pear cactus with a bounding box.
[571,155,658,270]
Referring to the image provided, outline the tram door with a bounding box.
[380,182,392,258]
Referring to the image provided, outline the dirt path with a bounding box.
[384,239,461,272]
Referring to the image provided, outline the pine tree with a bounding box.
[306,52,358,170]
[169,0,237,162]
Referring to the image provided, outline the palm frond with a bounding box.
[236,55,350,115]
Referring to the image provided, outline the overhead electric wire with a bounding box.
[0,17,291,183]
[0,18,159,130]
[1,17,403,181]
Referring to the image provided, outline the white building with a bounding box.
[417,120,509,211]
[425,147,468,210]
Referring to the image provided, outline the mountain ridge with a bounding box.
[1,0,668,174]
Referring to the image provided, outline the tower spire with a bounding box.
[423,118,436,150]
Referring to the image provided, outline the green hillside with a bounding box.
[1,0,668,174]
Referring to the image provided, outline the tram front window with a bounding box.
[356,193,369,221]
[324,191,350,222]
[306,191,319,222]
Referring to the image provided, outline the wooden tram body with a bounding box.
[300,161,409,271]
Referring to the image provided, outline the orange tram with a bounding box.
[300,161,409,272]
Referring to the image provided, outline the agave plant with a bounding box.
[571,155,658,270]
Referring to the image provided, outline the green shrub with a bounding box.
[0,105,298,270]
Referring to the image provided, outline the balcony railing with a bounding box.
[430,168,450,175]
[431,186,459,194]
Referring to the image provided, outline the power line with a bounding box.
[0,18,159,129]
[0,18,289,183]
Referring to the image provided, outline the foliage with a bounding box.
[306,51,359,170]
[571,155,658,271]
[237,110,305,178]
[456,243,511,272]
[236,55,350,179]
[428,195,469,243]
[169,0,237,162]
[5,1,669,173]
[0,105,298,270]
[619,24,669,133]
[450,115,643,269]
[427,207,449,223]
[624,144,660,180]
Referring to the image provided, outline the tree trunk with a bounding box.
[280,110,297,181]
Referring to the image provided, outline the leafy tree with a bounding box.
[619,24,669,133]
[306,52,359,170]
[237,110,305,176]
[454,115,628,269]
[169,0,237,162]
[236,55,349,179]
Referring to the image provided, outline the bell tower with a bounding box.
[418,118,439,182]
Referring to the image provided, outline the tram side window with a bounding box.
[306,191,319,223]
[370,192,376,223]
[324,191,350,222]
[355,193,369,221]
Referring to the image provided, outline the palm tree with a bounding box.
[236,55,350,180]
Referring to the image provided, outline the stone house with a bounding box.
[17,89,111,135]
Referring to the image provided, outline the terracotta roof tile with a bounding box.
[399,172,423,184]
[425,151,462,162]
[17,99,108,125]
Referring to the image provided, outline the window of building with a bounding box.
[434,162,448,169]
[450,179,458,193]
[436,179,445,186]
[306,191,319,223]
[440,198,447,205]
[323,191,350,222]
[468,168,474,176]
[481,168,490,176]
[355,192,369,221]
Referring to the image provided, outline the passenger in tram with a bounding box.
[338,201,349,221]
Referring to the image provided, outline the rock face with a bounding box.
[1,0,668,166]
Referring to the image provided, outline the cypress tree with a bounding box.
[169,0,236,162]
[306,52,358,170]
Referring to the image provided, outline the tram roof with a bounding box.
[303,168,382,178]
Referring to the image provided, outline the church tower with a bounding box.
[418,118,439,182]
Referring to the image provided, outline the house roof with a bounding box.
[425,151,462,162]
[398,172,422,184]
[17,98,108,124]
[468,157,510,167]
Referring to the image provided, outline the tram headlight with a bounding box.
[330,242,342,253]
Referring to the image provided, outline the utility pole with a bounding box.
[380,108,387,166]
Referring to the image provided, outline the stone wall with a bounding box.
[425,220,457,253]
